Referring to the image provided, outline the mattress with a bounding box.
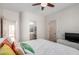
[21,39,79,55]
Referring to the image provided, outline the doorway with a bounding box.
[29,21,37,40]
[48,20,57,42]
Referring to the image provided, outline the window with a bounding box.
[9,24,15,41]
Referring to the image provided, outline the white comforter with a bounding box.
[22,39,79,55]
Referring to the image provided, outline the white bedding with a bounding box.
[22,39,79,55]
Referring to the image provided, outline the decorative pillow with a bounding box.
[14,48,25,55]
[0,38,12,48]
[0,38,25,55]
[12,42,24,55]
[2,38,12,48]
[20,43,35,54]
[0,37,13,44]
[0,44,16,55]
[0,38,8,48]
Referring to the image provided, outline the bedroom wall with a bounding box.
[0,8,20,42]
[46,4,79,39]
[0,8,2,16]
[20,12,47,41]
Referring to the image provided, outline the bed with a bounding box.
[21,39,79,55]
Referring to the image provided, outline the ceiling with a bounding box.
[0,3,76,16]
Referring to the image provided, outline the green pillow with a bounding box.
[20,43,35,54]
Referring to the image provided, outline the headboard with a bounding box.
[65,33,79,43]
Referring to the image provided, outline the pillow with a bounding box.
[0,37,13,44]
[20,43,35,54]
[0,44,16,55]
[0,38,8,48]
[2,38,12,48]
[14,48,25,55]
[0,38,12,48]
[0,38,25,55]
[12,42,24,55]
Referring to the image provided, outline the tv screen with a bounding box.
[65,33,79,43]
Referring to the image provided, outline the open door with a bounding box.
[29,21,37,40]
[48,20,57,42]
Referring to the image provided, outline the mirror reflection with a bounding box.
[29,21,37,40]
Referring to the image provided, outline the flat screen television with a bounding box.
[65,33,79,43]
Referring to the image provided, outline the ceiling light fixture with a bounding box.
[32,3,55,10]
[41,3,47,7]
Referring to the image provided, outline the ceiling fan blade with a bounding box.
[47,3,55,7]
[32,3,41,6]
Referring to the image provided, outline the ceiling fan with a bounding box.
[32,3,55,10]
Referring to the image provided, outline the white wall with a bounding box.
[20,12,47,41]
[46,4,79,39]
[0,8,2,16]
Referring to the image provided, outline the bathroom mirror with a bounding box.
[29,21,37,40]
